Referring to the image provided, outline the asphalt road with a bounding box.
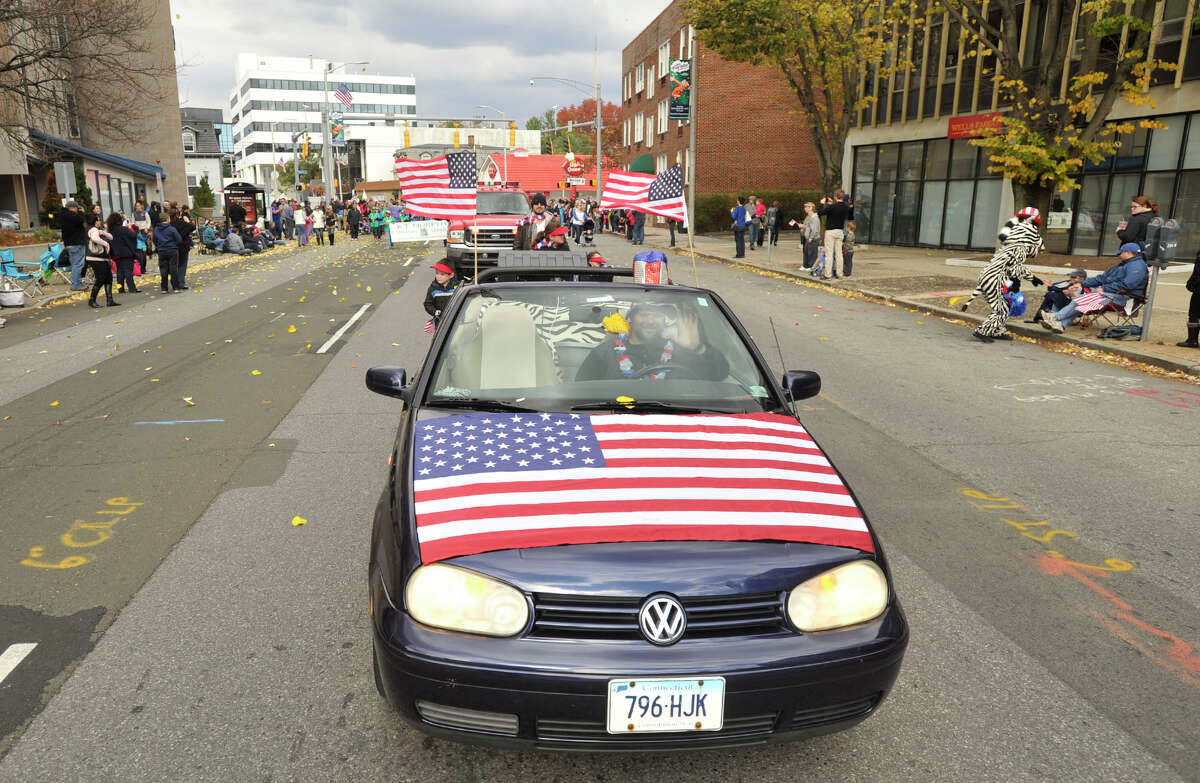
[0,233,1196,781]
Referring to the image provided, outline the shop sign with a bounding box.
[565,160,586,177]
[947,112,1003,139]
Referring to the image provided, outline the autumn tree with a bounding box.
[555,99,622,160]
[940,1,1171,216]
[686,0,898,191]
[276,154,323,190]
[0,1,174,154]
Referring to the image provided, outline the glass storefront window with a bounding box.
[1103,173,1141,254]
[1183,113,1200,169]
[877,144,899,181]
[1172,171,1200,260]
[894,181,921,244]
[871,184,894,245]
[1147,117,1184,170]
[899,142,923,180]
[1142,172,1176,218]
[970,180,1004,248]
[853,183,873,244]
[919,182,946,245]
[1073,177,1109,255]
[949,140,977,178]
[925,139,950,180]
[943,181,974,246]
[1113,128,1149,171]
[855,146,876,181]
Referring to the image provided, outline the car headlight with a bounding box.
[448,229,464,241]
[787,560,889,632]
[405,563,529,637]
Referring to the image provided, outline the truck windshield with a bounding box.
[476,192,531,215]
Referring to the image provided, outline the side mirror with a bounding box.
[365,366,409,400]
[782,370,821,401]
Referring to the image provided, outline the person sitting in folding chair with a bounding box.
[1042,243,1148,333]
[1025,268,1087,324]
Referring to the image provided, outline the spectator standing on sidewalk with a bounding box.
[60,200,89,290]
[755,197,767,247]
[632,210,645,245]
[1115,196,1157,250]
[295,203,308,246]
[797,202,821,270]
[153,212,184,293]
[843,221,856,277]
[746,196,760,250]
[170,208,195,290]
[731,197,749,258]
[667,217,678,248]
[817,190,852,279]
[325,205,336,246]
[312,204,326,246]
[1179,251,1199,347]
[85,213,117,308]
[281,200,295,239]
[108,212,140,294]
[347,202,360,239]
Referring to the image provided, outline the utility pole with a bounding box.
[594,31,602,200]
[321,60,368,206]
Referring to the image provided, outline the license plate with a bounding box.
[606,677,725,733]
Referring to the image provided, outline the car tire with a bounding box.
[372,643,386,698]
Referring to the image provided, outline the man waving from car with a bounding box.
[577,302,729,381]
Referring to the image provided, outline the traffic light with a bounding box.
[302,133,309,159]
[508,121,516,147]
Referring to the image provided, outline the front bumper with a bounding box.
[445,242,506,264]
[373,606,908,752]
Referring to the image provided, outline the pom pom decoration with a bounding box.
[603,312,630,334]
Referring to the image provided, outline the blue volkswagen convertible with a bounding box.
[365,274,907,751]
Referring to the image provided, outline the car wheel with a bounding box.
[372,643,386,698]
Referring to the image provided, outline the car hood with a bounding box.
[445,540,870,597]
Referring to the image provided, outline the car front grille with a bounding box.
[529,592,788,641]
[535,712,778,749]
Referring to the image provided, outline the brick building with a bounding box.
[619,0,821,202]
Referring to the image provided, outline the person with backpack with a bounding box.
[730,197,749,259]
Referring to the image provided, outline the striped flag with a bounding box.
[600,164,688,225]
[334,83,353,110]
[394,151,477,220]
[423,318,436,334]
[411,412,872,563]
[1072,290,1111,313]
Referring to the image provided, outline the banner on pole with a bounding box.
[331,110,346,148]
[668,59,692,120]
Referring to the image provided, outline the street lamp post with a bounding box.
[477,104,507,185]
[322,60,368,205]
[530,68,602,199]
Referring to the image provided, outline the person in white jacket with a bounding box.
[312,203,326,246]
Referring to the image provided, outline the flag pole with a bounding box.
[685,204,698,287]
[687,29,699,287]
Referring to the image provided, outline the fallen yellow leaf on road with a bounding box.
[49,400,59,407]
[89,370,98,374]
[183,397,195,406]
[251,370,262,376]
[288,325,296,333]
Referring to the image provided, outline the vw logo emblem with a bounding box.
[639,594,686,646]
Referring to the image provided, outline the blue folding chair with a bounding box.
[1,248,44,297]
[32,243,70,285]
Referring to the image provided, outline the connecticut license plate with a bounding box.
[606,677,725,733]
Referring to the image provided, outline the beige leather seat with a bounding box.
[448,302,560,389]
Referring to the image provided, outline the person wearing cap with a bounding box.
[586,251,607,267]
[59,200,89,289]
[576,302,729,382]
[424,261,462,322]
[535,225,571,251]
[1042,243,1148,333]
[525,193,551,246]
[1025,268,1088,324]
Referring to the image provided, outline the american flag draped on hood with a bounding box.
[411,412,872,563]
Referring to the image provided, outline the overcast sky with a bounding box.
[170,0,670,123]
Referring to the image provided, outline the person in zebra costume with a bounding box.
[960,207,1046,342]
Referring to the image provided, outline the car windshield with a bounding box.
[476,192,531,215]
[426,286,780,413]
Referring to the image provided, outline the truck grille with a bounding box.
[529,592,788,641]
[465,228,515,249]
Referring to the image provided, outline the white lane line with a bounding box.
[268,312,286,323]
[316,304,371,355]
[404,257,414,266]
[0,643,37,686]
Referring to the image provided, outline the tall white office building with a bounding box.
[228,54,417,195]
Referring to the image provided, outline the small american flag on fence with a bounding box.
[1073,290,1111,313]
[334,83,353,110]
[600,165,688,225]
[411,412,872,562]
[394,151,478,220]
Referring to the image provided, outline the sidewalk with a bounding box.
[631,225,1200,378]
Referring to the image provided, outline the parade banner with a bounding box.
[331,110,346,147]
[387,220,449,245]
[668,59,692,120]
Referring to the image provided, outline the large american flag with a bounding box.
[394,151,478,220]
[600,164,688,225]
[412,412,872,563]
[1072,290,1112,313]
[334,83,353,110]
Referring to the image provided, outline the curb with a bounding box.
[652,240,1200,378]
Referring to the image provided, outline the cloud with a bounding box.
[171,0,670,123]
